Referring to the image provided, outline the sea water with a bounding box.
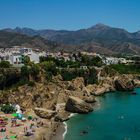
[65,88,140,140]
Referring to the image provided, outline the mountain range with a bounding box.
[2,23,140,55]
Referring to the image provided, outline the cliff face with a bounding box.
[0,71,137,115]
[114,75,134,91]
[0,76,91,111]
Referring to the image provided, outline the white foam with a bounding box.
[63,113,77,139]
[63,122,67,138]
[68,113,77,118]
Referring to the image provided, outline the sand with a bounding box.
[0,112,51,140]
[51,123,65,140]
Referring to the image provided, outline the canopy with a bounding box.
[10,136,17,139]
[12,113,18,117]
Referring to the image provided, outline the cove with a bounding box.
[65,88,140,140]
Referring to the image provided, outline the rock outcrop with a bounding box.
[94,87,107,96]
[114,75,134,91]
[55,111,70,122]
[86,84,97,95]
[83,96,96,103]
[86,76,116,96]
[1,70,139,140]
[34,108,56,119]
[133,79,140,87]
[65,96,93,114]
[67,77,85,91]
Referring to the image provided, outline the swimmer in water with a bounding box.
[118,115,124,119]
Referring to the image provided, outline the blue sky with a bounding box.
[0,0,140,32]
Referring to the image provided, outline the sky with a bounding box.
[0,0,140,32]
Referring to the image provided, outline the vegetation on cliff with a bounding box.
[0,55,102,89]
[1,54,139,91]
[108,64,140,74]
[0,104,15,114]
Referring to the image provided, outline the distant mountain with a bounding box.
[0,31,69,52]
[2,23,140,55]
[0,30,114,55]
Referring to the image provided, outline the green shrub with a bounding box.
[0,68,21,90]
[84,68,98,85]
[45,72,53,81]
[60,68,98,85]
[81,55,103,67]
[109,64,140,74]
[41,61,57,75]
[23,55,30,65]
[21,66,30,79]
[1,104,15,114]
[0,61,11,68]
[30,64,40,80]
[28,81,35,87]
[17,79,28,86]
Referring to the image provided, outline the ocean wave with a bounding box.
[63,113,77,139]
[63,122,67,138]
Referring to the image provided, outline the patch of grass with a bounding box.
[28,81,35,87]
[109,64,140,74]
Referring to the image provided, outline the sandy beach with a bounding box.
[51,122,65,140]
[51,113,77,140]
[0,111,53,140]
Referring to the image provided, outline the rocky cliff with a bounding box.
[0,69,140,140]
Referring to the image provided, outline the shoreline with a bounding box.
[51,122,65,140]
[50,88,139,140]
[51,113,77,140]
[62,113,77,140]
[62,122,67,139]
[51,101,100,140]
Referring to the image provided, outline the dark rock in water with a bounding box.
[80,130,88,136]
[131,92,137,95]
[114,75,134,91]
[65,96,93,114]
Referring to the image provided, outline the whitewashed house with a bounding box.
[9,53,23,64]
[20,48,39,63]
[103,57,119,65]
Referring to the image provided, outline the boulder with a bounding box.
[67,83,76,91]
[55,111,70,122]
[67,77,85,91]
[94,87,106,96]
[82,87,91,96]
[133,79,140,87]
[84,96,96,103]
[86,84,97,95]
[65,96,93,114]
[34,108,56,119]
[114,75,134,91]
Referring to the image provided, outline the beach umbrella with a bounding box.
[10,135,17,139]
[28,116,32,120]
[12,113,18,117]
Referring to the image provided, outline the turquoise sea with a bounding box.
[65,88,140,140]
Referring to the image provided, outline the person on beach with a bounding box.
[24,127,26,133]
[4,135,9,140]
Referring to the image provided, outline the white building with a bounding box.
[0,47,43,64]
[20,48,39,63]
[9,53,23,64]
[103,57,120,65]
[102,57,130,65]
